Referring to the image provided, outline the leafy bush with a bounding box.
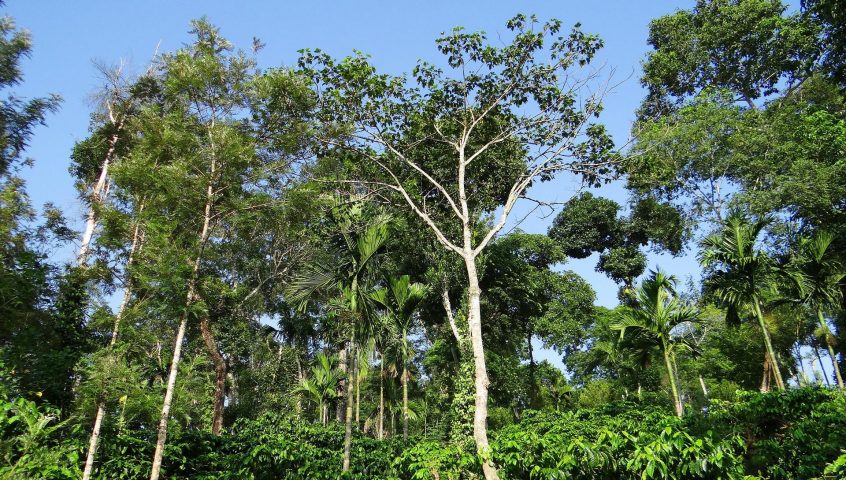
[697,388,846,479]
[3,388,843,479]
[492,404,746,479]
[0,396,81,479]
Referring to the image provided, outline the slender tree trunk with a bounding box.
[82,203,144,480]
[355,361,361,427]
[199,316,226,435]
[378,361,385,440]
[761,353,771,392]
[699,375,709,401]
[817,309,844,388]
[337,347,347,422]
[527,331,537,408]
[150,153,216,480]
[402,365,409,441]
[814,346,831,386]
[78,117,125,265]
[342,336,356,472]
[463,253,499,480]
[295,353,304,413]
[150,311,188,480]
[753,299,784,390]
[441,288,462,345]
[663,348,683,417]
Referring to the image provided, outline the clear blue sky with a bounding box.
[12,0,824,375]
[9,0,706,307]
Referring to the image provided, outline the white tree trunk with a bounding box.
[82,203,143,480]
[463,254,499,480]
[149,154,216,480]
[78,122,123,266]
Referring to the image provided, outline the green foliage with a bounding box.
[0,395,81,479]
[700,388,846,479]
[493,404,746,479]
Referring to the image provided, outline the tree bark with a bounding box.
[753,299,784,390]
[663,348,683,417]
[817,309,844,388]
[199,316,226,435]
[337,347,347,422]
[342,337,356,472]
[463,254,499,480]
[402,365,409,441]
[378,360,385,440]
[355,360,361,427]
[760,353,771,392]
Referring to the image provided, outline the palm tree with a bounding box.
[371,275,428,440]
[287,200,390,471]
[790,231,845,388]
[293,353,344,425]
[700,210,785,390]
[613,270,698,417]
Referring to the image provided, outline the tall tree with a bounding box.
[700,210,786,390]
[300,15,615,478]
[790,231,845,387]
[613,270,698,417]
[287,200,390,471]
[371,274,427,440]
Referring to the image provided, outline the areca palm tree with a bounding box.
[287,199,390,471]
[612,270,698,417]
[700,210,786,390]
[371,275,428,441]
[293,353,344,425]
[790,231,845,388]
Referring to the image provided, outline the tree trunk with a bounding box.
[378,361,385,440]
[337,347,347,422]
[150,313,188,480]
[199,316,226,435]
[355,362,361,427]
[150,152,216,480]
[814,346,831,386]
[663,348,683,417]
[760,352,771,392]
[699,375,709,401]
[817,309,844,388]
[342,337,356,472]
[527,331,537,408]
[753,299,784,390]
[402,365,409,441]
[82,204,144,480]
[78,121,123,265]
[463,254,499,480]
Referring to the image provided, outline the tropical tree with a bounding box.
[613,270,698,417]
[790,231,844,387]
[293,353,344,425]
[300,15,616,478]
[287,200,390,471]
[371,275,427,440]
[700,210,785,390]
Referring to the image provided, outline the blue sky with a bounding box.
[11,0,826,376]
[9,0,705,306]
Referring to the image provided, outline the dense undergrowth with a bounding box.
[3,388,845,479]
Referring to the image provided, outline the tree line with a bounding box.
[1,1,846,479]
